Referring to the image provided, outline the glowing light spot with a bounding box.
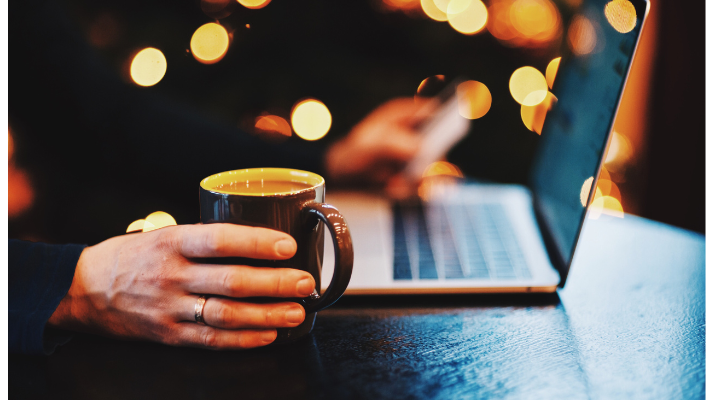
[143,211,177,232]
[509,0,558,38]
[447,0,489,35]
[238,0,271,9]
[521,91,557,134]
[509,66,548,106]
[190,23,230,64]
[605,131,633,165]
[382,0,422,12]
[580,177,594,207]
[127,219,145,233]
[254,115,292,143]
[568,15,597,55]
[415,75,446,99]
[604,0,637,33]
[588,195,624,219]
[456,80,492,120]
[434,0,451,12]
[130,48,167,87]
[8,166,34,218]
[422,161,464,178]
[291,100,332,141]
[545,57,560,89]
[421,0,448,21]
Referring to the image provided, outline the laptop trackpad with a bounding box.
[321,192,393,291]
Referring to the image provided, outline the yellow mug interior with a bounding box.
[200,168,324,196]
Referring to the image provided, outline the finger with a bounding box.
[181,264,316,298]
[176,296,305,329]
[374,129,420,161]
[172,323,277,350]
[172,224,297,259]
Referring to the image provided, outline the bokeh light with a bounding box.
[190,23,230,64]
[126,219,145,233]
[604,0,637,33]
[456,80,492,119]
[130,48,167,87]
[382,0,422,13]
[568,15,598,55]
[509,66,548,106]
[415,75,446,99]
[291,99,332,141]
[545,57,560,89]
[604,131,633,165]
[580,176,594,207]
[520,91,556,134]
[447,0,489,35]
[238,0,271,9]
[8,166,34,218]
[143,211,177,232]
[422,161,464,178]
[487,0,561,48]
[254,115,292,143]
[421,0,448,21]
[588,195,624,219]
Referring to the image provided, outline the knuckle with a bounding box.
[205,228,223,254]
[200,328,219,349]
[222,270,244,296]
[214,303,234,327]
[274,273,286,296]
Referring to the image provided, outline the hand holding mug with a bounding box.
[47,223,320,349]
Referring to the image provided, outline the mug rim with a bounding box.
[200,168,325,197]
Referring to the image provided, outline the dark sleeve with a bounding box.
[8,239,86,355]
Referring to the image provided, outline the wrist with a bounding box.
[47,246,92,331]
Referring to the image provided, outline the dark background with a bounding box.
[8,0,704,245]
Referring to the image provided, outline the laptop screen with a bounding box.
[529,0,649,272]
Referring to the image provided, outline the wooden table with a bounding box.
[10,215,705,399]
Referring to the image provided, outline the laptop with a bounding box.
[322,0,650,294]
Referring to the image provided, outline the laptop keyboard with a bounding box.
[393,202,531,280]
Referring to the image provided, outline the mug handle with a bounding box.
[300,202,353,313]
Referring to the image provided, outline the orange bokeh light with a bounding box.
[254,115,292,142]
[8,166,34,218]
[190,23,230,64]
[545,57,560,89]
[456,80,492,120]
[568,15,598,55]
[580,177,594,207]
[509,66,548,106]
[604,0,637,33]
[291,99,332,141]
[604,130,633,166]
[487,0,561,48]
[520,91,557,134]
[447,0,489,35]
[238,0,271,9]
[422,161,464,178]
[130,48,167,87]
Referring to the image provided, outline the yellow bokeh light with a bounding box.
[190,23,230,64]
[130,48,167,87]
[238,0,271,9]
[520,91,556,134]
[588,195,624,219]
[509,66,548,106]
[605,131,633,165]
[580,177,593,207]
[568,15,597,55]
[421,0,448,20]
[488,0,561,48]
[604,0,637,33]
[447,0,489,35]
[143,211,177,232]
[456,80,492,120]
[126,219,145,233]
[415,75,446,99]
[422,161,464,178]
[291,99,332,141]
[545,57,560,89]
[254,115,292,142]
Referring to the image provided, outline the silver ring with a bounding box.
[194,295,208,324]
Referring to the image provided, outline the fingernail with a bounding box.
[275,239,296,257]
[286,308,304,324]
[261,330,277,344]
[296,278,315,297]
